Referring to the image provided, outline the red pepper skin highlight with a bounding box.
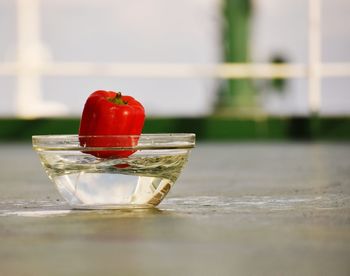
[79,90,145,158]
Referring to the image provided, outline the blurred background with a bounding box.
[0,0,350,140]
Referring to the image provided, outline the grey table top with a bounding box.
[0,142,349,276]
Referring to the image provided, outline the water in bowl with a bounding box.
[38,149,188,208]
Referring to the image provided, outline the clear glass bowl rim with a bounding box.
[32,133,196,151]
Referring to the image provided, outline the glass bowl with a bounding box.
[32,134,195,209]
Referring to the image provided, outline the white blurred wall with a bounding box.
[0,0,222,117]
[0,0,349,117]
[251,0,350,115]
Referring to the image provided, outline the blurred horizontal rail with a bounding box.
[1,63,350,78]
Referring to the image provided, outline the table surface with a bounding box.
[0,142,349,276]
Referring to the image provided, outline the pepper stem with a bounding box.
[109,92,126,105]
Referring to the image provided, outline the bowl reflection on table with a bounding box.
[32,134,195,209]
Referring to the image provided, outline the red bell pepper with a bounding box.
[79,90,145,158]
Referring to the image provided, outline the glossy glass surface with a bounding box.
[32,134,195,209]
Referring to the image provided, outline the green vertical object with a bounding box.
[218,0,255,112]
